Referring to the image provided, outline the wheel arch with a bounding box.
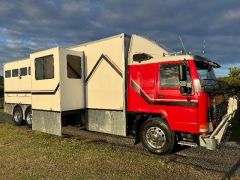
[139,116,176,154]
[132,111,171,144]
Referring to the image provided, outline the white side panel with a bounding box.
[59,48,85,111]
[70,34,125,110]
[87,59,123,109]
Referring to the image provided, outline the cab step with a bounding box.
[178,141,198,147]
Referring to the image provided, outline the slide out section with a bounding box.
[30,47,84,136]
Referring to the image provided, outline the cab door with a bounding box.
[157,61,198,132]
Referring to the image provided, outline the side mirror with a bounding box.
[180,86,188,94]
[179,64,187,81]
[133,53,153,62]
[179,62,192,95]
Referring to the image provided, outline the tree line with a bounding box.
[218,67,240,90]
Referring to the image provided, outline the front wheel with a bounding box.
[25,108,32,128]
[140,118,175,155]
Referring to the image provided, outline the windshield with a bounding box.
[195,60,216,80]
[198,68,216,80]
[195,60,226,93]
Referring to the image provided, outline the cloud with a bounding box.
[0,0,239,76]
[222,9,240,22]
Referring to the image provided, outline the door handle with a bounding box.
[158,94,164,98]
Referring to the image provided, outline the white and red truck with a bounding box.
[3,33,237,154]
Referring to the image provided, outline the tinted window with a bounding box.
[20,67,27,76]
[35,55,54,80]
[67,55,82,79]
[160,64,180,88]
[28,67,31,75]
[5,70,11,78]
[12,69,19,77]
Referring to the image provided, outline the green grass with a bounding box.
[0,122,239,179]
[0,123,169,179]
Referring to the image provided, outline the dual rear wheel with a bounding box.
[12,106,32,128]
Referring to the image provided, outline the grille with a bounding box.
[208,102,227,128]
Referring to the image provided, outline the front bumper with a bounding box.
[199,96,238,150]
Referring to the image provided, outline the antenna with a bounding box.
[202,39,206,57]
[179,35,187,54]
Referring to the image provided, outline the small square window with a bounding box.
[12,69,19,77]
[5,70,11,78]
[20,67,27,76]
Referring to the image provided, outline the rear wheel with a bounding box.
[25,107,32,128]
[140,118,175,155]
[12,106,23,126]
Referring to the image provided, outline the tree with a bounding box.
[229,67,240,78]
[218,66,240,90]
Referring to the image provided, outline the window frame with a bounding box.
[35,55,54,80]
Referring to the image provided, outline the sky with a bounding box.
[0,0,240,76]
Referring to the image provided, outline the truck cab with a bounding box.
[127,35,237,154]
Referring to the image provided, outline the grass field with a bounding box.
[0,123,223,179]
[0,123,165,179]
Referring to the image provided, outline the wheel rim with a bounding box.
[146,127,166,149]
[14,110,21,122]
[26,112,32,125]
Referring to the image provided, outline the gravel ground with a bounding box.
[1,112,240,179]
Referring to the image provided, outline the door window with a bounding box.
[160,64,180,88]
[67,55,82,79]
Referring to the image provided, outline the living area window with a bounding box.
[35,55,54,80]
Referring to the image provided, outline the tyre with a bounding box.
[140,118,175,155]
[12,106,23,126]
[25,107,32,128]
